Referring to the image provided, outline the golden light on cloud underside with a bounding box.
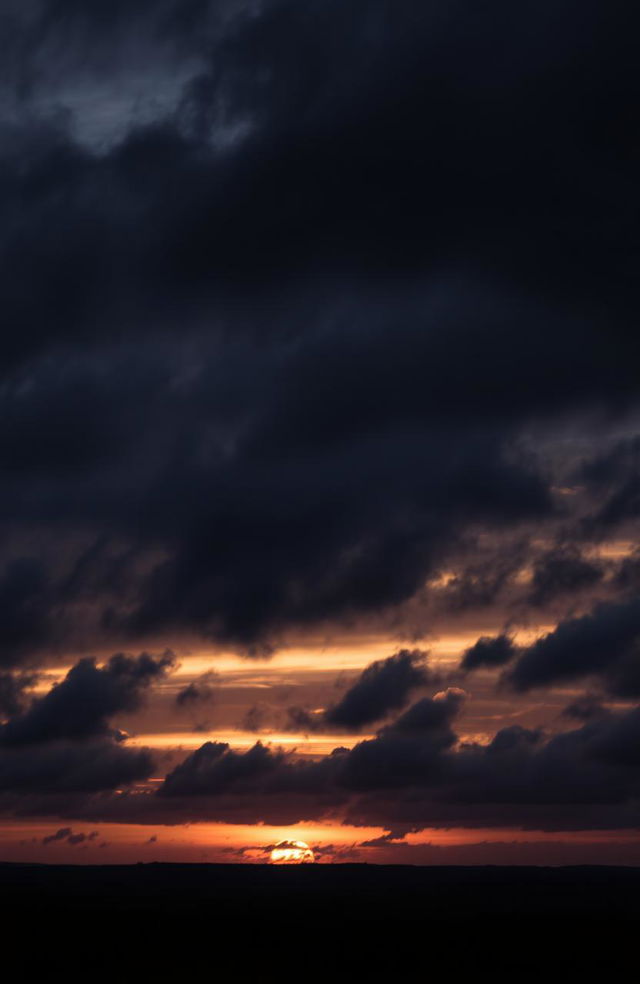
[270,840,315,864]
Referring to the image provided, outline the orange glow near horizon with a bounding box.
[5,817,640,867]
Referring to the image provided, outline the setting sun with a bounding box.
[270,841,315,864]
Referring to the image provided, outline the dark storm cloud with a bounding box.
[528,546,604,607]
[0,651,175,746]
[0,0,637,341]
[160,740,284,797]
[284,649,433,735]
[0,672,39,718]
[447,710,640,807]
[0,0,636,660]
[507,598,640,696]
[460,635,516,673]
[337,690,464,791]
[324,650,429,730]
[579,437,640,530]
[0,652,168,794]
[0,739,155,793]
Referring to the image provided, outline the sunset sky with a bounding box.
[0,1,639,866]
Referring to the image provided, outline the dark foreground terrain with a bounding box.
[2,863,637,977]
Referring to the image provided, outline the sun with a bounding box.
[269,840,315,864]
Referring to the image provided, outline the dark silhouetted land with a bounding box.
[3,862,637,977]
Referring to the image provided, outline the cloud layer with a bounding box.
[0,2,638,846]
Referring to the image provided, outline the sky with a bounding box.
[0,0,639,866]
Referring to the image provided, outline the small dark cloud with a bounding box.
[562,696,608,722]
[324,650,429,731]
[358,831,406,848]
[175,671,218,708]
[42,826,99,846]
[382,689,466,736]
[42,826,72,845]
[460,635,516,673]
